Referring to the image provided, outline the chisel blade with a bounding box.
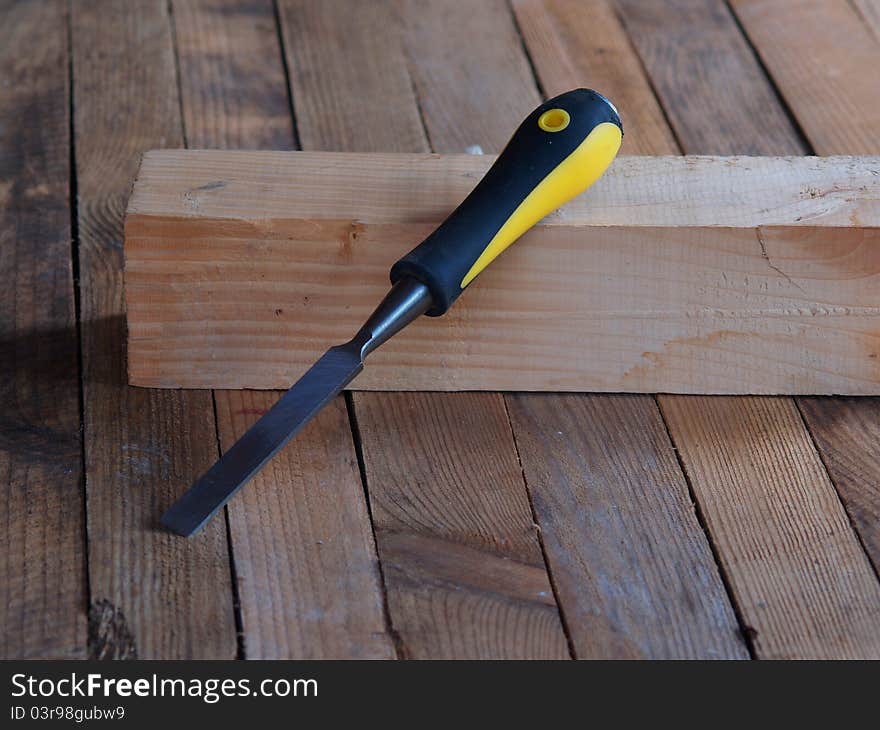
[160,344,363,537]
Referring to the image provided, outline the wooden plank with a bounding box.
[171,0,394,659]
[512,4,747,657]
[125,152,880,394]
[622,0,880,657]
[355,393,568,658]
[732,0,879,156]
[72,0,236,659]
[279,0,570,658]
[0,0,87,659]
[731,0,880,578]
[128,151,880,227]
[797,397,880,569]
[398,0,540,152]
[278,0,425,153]
[507,394,747,658]
[214,392,394,658]
[171,0,294,150]
[511,0,679,156]
[615,0,803,155]
[660,395,880,658]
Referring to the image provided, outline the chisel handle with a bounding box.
[390,88,622,316]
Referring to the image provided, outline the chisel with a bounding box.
[161,88,623,537]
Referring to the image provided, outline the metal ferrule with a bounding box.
[346,277,433,360]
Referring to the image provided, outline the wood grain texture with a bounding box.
[72,0,236,659]
[660,396,880,658]
[0,0,87,659]
[355,393,568,658]
[511,0,679,156]
[279,0,569,657]
[731,0,880,579]
[125,152,880,394]
[277,0,424,153]
[853,0,880,41]
[171,0,295,151]
[398,0,540,152]
[171,0,394,658]
[128,151,880,227]
[615,0,803,156]
[732,0,880,156]
[624,0,880,657]
[796,397,880,569]
[215,392,393,657]
[507,394,747,658]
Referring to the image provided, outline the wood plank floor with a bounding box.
[1,0,878,659]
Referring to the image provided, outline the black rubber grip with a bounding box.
[389,88,622,316]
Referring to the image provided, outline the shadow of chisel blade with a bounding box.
[160,346,364,537]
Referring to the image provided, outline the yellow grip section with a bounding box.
[460,121,622,288]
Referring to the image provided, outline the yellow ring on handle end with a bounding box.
[538,108,571,132]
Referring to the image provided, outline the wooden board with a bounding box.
[171,0,294,151]
[278,0,570,659]
[214,392,394,658]
[355,392,569,658]
[624,0,880,659]
[660,395,880,658]
[797,396,880,570]
[393,0,569,659]
[72,0,236,659]
[507,393,747,658]
[125,152,880,394]
[171,0,394,659]
[278,0,425,153]
[732,0,879,156]
[0,0,87,659]
[398,0,540,154]
[615,0,804,156]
